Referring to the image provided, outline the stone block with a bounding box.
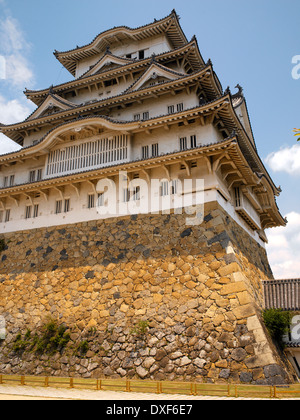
[220,282,247,296]
[218,262,242,277]
[232,304,256,320]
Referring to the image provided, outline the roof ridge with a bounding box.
[25,39,203,98]
[54,10,182,57]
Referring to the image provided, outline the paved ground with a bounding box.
[0,384,298,400]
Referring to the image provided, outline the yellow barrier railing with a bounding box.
[0,374,299,399]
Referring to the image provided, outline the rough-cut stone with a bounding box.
[0,202,294,384]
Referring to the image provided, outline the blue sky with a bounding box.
[0,0,299,278]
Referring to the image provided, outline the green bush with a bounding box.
[75,340,89,355]
[263,308,292,349]
[12,319,70,355]
[130,320,149,337]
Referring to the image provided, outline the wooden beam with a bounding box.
[37,189,49,202]
[203,156,212,174]
[0,199,6,210]
[141,168,151,183]
[22,193,34,205]
[87,180,97,194]
[70,183,81,198]
[162,164,171,181]
[10,195,20,207]
[181,160,191,177]
[53,186,64,200]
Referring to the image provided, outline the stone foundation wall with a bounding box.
[0,202,295,384]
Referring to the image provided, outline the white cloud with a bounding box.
[0,94,32,124]
[266,211,300,279]
[265,144,300,175]
[0,93,33,155]
[0,133,21,155]
[0,16,34,87]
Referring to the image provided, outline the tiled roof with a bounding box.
[263,279,300,311]
[54,10,188,76]
[285,342,300,348]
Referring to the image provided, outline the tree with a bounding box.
[293,128,300,141]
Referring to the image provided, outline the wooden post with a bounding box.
[70,378,74,388]
[126,380,131,392]
[20,376,25,386]
[235,385,238,398]
[0,375,2,384]
[45,377,49,387]
[227,384,230,397]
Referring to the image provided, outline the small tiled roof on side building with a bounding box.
[263,279,300,311]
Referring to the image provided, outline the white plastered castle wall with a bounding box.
[75,35,173,78]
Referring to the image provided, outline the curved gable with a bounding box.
[27,93,77,121]
[125,62,186,93]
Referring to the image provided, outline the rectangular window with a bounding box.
[5,209,10,222]
[97,192,104,207]
[180,137,187,151]
[190,135,197,149]
[134,114,141,121]
[142,145,149,159]
[3,176,8,188]
[160,181,169,197]
[171,180,178,195]
[177,103,184,112]
[142,111,149,120]
[139,50,145,60]
[29,170,36,183]
[133,186,140,201]
[88,194,95,209]
[152,143,159,157]
[46,135,128,177]
[9,175,14,186]
[33,204,39,218]
[37,169,42,181]
[25,206,32,219]
[55,200,62,214]
[168,105,175,114]
[64,199,70,213]
[234,187,241,207]
[123,188,130,203]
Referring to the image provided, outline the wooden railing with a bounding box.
[0,374,300,398]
